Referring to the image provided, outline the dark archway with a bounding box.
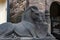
[50,1,60,40]
[50,1,60,17]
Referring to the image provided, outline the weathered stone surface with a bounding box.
[0,4,56,40]
[9,0,26,23]
[29,0,45,12]
[13,6,41,38]
[9,0,46,23]
[0,22,14,37]
[0,37,56,40]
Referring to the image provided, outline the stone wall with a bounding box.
[29,0,45,12]
[9,0,26,23]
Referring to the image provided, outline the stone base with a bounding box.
[0,33,57,40]
[0,37,56,40]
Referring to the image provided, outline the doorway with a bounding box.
[50,1,60,40]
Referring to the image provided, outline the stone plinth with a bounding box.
[0,37,56,40]
[0,33,56,40]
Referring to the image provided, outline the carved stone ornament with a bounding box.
[0,6,56,40]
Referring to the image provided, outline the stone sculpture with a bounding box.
[0,6,40,38]
[14,6,41,38]
[0,6,56,40]
[10,0,26,23]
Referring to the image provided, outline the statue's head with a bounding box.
[22,6,41,23]
[30,6,40,22]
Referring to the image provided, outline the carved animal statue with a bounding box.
[0,6,56,40]
[13,6,41,38]
[0,6,41,38]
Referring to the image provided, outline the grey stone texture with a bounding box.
[0,6,56,40]
[1,0,59,40]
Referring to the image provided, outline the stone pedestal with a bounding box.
[0,37,56,40]
[0,33,56,40]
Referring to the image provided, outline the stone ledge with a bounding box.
[0,37,56,40]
